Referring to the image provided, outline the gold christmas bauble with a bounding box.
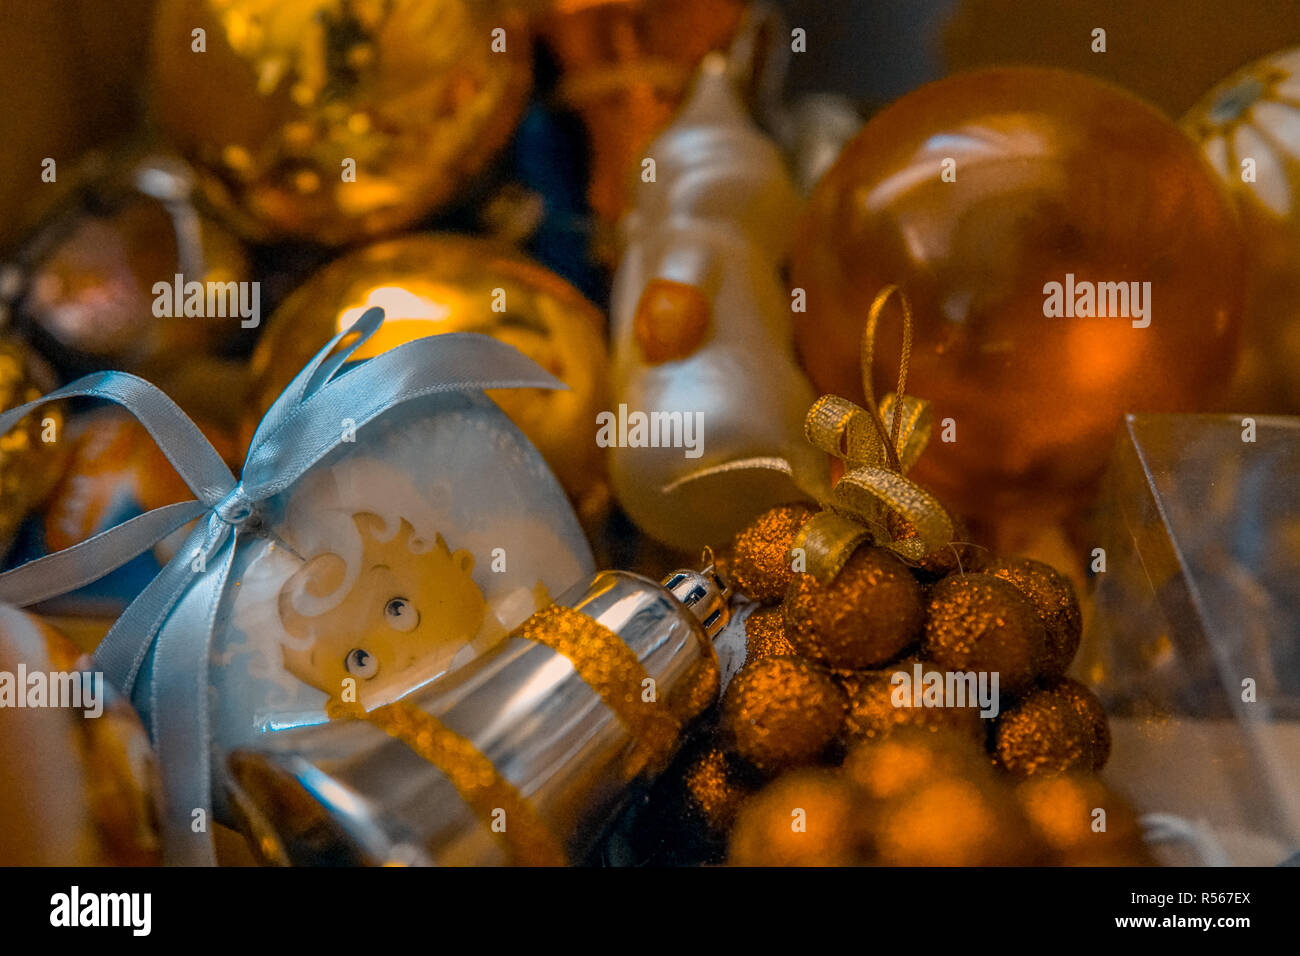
[783,546,925,670]
[841,727,991,803]
[150,0,532,244]
[244,234,610,517]
[986,557,1083,680]
[792,68,1245,538]
[993,679,1109,777]
[728,769,865,867]
[721,656,847,776]
[0,337,68,559]
[729,504,814,605]
[1184,46,1300,412]
[922,572,1047,698]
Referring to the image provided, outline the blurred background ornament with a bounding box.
[792,67,1246,548]
[4,155,254,423]
[244,233,611,525]
[0,337,67,562]
[150,0,532,245]
[1183,46,1300,413]
[535,0,747,235]
[226,561,729,865]
[0,605,162,866]
[607,52,823,550]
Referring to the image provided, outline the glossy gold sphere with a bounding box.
[151,0,532,244]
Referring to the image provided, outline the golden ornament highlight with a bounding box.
[151,0,532,244]
[244,233,610,518]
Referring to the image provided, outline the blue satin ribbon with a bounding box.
[0,308,565,865]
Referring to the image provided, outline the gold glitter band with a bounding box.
[515,603,683,779]
[327,700,567,867]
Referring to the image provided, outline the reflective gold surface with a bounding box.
[151,0,532,244]
[1184,46,1300,412]
[245,234,610,513]
[793,68,1245,533]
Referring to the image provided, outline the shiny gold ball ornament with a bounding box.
[987,557,1083,680]
[0,338,67,559]
[993,679,1109,777]
[792,68,1246,537]
[150,0,532,244]
[840,668,985,746]
[1184,46,1300,412]
[728,769,865,867]
[743,606,795,665]
[722,656,848,775]
[244,234,610,515]
[729,504,815,604]
[1016,774,1152,866]
[922,573,1047,698]
[783,547,925,670]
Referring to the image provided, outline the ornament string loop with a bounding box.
[0,308,566,865]
[794,285,955,582]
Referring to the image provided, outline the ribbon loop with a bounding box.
[793,285,956,582]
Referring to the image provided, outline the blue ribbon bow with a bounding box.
[0,308,565,864]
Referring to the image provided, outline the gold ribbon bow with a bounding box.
[792,285,955,582]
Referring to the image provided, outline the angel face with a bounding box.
[277,512,487,708]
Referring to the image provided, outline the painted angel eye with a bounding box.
[344,647,379,679]
[384,597,418,633]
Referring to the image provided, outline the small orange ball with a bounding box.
[722,656,847,775]
[729,769,865,866]
[840,667,987,746]
[1016,774,1152,866]
[784,546,925,669]
[728,504,814,604]
[743,606,796,665]
[993,680,1107,777]
[987,557,1083,679]
[922,573,1047,698]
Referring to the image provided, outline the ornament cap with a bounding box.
[661,549,732,641]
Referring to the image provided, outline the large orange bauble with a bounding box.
[792,68,1246,534]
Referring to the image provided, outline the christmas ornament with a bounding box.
[0,337,66,560]
[728,768,865,866]
[728,504,814,605]
[607,52,824,550]
[7,155,252,377]
[1015,774,1153,866]
[226,561,729,865]
[743,605,795,664]
[536,0,746,227]
[992,678,1110,777]
[0,605,161,866]
[783,546,925,670]
[1183,46,1300,411]
[922,573,1048,698]
[721,655,847,775]
[840,667,985,746]
[244,234,611,520]
[150,0,532,244]
[986,556,1083,680]
[680,745,753,837]
[0,310,594,865]
[792,68,1246,538]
